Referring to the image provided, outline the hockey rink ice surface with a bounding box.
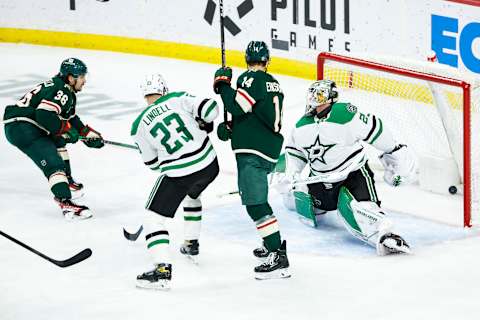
[1,44,479,320]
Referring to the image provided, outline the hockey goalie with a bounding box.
[271,80,416,256]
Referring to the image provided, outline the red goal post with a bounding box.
[317,52,479,227]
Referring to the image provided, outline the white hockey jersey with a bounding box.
[285,102,397,182]
[131,91,219,177]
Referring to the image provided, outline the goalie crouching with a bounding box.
[270,80,416,256]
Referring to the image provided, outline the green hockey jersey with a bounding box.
[3,76,83,134]
[219,69,284,163]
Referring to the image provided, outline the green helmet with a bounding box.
[59,58,87,78]
[245,41,270,64]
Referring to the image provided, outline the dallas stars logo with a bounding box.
[304,136,334,164]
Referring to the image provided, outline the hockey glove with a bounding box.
[379,144,417,186]
[195,117,214,133]
[216,121,232,141]
[79,125,105,148]
[213,67,232,94]
[58,120,72,135]
[62,127,80,144]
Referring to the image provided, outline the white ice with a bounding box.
[0,44,479,320]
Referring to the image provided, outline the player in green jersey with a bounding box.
[3,58,104,220]
[213,41,290,280]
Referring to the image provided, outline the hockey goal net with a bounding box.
[317,52,479,227]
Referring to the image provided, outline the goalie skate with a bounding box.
[54,197,92,220]
[136,263,172,290]
[180,240,199,264]
[254,241,291,280]
[377,233,411,255]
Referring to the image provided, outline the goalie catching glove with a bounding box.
[79,125,104,148]
[379,144,416,186]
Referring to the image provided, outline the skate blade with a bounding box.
[64,211,93,221]
[136,279,171,291]
[70,189,85,200]
[182,253,199,265]
[382,239,411,255]
[254,268,291,280]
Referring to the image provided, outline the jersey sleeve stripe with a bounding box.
[197,98,210,118]
[203,100,218,119]
[363,115,377,142]
[38,100,61,114]
[285,146,305,158]
[235,88,255,113]
[287,151,308,163]
[369,118,383,144]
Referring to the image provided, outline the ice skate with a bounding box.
[180,240,199,264]
[54,197,92,220]
[68,177,84,199]
[254,240,291,280]
[252,244,269,259]
[136,263,172,290]
[377,232,411,255]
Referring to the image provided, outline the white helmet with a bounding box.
[305,80,338,116]
[141,74,169,97]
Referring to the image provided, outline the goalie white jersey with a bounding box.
[285,102,398,182]
[131,91,219,177]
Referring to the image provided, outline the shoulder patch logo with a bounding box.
[347,104,357,113]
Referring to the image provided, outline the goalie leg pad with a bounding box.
[293,191,319,228]
[337,187,393,249]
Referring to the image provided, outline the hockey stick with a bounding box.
[79,137,139,150]
[216,190,240,198]
[123,225,143,241]
[0,230,92,268]
[103,140,139,150]
[219,0,228,123]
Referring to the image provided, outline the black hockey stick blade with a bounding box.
[123,225,143,241]
[51,248,93,268]
[0,230,92,268]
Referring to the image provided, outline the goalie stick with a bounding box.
[123,225,143,241]
[0,230,92,268]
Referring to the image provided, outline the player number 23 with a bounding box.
[149,113,194,154]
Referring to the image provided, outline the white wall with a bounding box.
[1,0,479,75]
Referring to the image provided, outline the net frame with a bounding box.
[317,52,475,227]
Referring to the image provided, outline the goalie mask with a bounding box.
[305,80,338,116]
[141,74,169,97]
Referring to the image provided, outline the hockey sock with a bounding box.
[144,212,170,264]
[247,203,282,252]
[49,171,71,199]
[64,160,72,179]
[57,148,72,178]
[183,196,202,241]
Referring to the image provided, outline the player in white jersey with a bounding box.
[273,80,416,256]
[131,74,219,290]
